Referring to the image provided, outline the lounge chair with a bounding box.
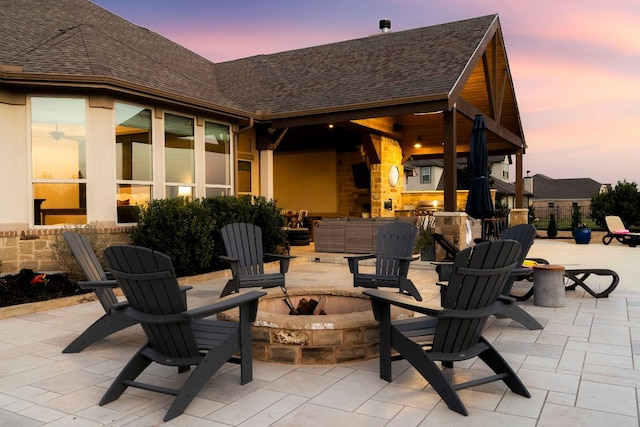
[219,223,295,297]
[61,231,191,353]
[346,221,421,301]
[364,240,530,416]
[603,215,640,247]
[100,245,265,422]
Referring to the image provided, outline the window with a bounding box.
[502,163,509,180]
[164,113,194,198]
[420,166,431,183]
[237,160,252,194]
[205,121,231,197]
[115,103,152,223]
[31,97,87,225]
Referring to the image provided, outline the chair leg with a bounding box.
[477,337,530,398]
[399,278,423,301]
[220,279,238,298]
[100,346,151,405]
[391,328,468,416]
[63,312,139,353]
[496,304,543,330]
[166,340,238,422]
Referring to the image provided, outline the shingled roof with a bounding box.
[0,0,244,115]
[531,174,602,200]
[1,0,507,126]
[214,14,497,117]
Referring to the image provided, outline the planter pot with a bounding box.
[420,245,436,261]
[573,227,591,244]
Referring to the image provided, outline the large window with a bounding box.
[31,97,87,225]
[115,103,153,223]
[165,113,194,198]
[205,121,231,198]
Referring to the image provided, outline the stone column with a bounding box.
[509,208,529,226]
[433,212,474,260]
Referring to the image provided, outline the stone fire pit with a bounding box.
[218,287,414,365]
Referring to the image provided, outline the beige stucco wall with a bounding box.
[274,150,338,215]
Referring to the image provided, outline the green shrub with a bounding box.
[131,198,216,277]
[131,196,287,276]
[547,212,558,238]
[204,196,287,270]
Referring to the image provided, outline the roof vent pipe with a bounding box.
[379,19,391,32]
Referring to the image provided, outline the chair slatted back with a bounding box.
[375,221,417,276]
[221,223,265,277]
[63,231,117,312]
[435,240,520,354]
[103,245,199,359]
[605,216,626,232]
[498,224,537,295]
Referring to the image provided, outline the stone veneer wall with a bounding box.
[0,227,133,273]
[336,150,371,217]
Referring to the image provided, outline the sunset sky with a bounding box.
[93,0,640,186]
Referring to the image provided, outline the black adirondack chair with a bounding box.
[435,225,544,330]
[62,231,191,353]
[100,245,265,422]
[219,223,295,297]
[491,224,544,330]
[346,221,421,301]
[364,240,530,416]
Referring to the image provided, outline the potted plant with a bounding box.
[414,225,435,261]
[573,223,591,244]
[571,205,591,244]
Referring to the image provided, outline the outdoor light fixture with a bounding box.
[432,200,438,208]
[328,124,334,128]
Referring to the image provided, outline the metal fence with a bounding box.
[532,206,603,231]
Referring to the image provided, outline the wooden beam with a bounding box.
[515,150,523,209]
[443,109,457,212]
[456,97,523,148]
[361,133,381,164]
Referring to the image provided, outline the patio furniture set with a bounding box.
[60,219,620,421]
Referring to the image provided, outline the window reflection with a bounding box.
[165,113,194,185]
[31,97,86,225]
[115,103,153,223]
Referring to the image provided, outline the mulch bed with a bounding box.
[0,269,92,308]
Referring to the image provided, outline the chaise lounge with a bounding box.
[603,215,640,247]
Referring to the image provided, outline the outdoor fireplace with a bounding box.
[218,288,413,365]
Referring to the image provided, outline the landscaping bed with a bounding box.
[0,269,91,308]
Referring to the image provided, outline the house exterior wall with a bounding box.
[0,90,250,271]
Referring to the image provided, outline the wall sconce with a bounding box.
[384,199,393,211]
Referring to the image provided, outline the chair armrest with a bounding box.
[78,279,119,290]
[363,289,441,317]
[185,290,267,319]
[264,253,296,274]
[345,254,376,274]
[219,255,240,277]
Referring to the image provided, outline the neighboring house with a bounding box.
[525,174,609,213]
[404,156,531,210]
[0,0,528,270]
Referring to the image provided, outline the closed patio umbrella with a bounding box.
[465,114,495,239]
